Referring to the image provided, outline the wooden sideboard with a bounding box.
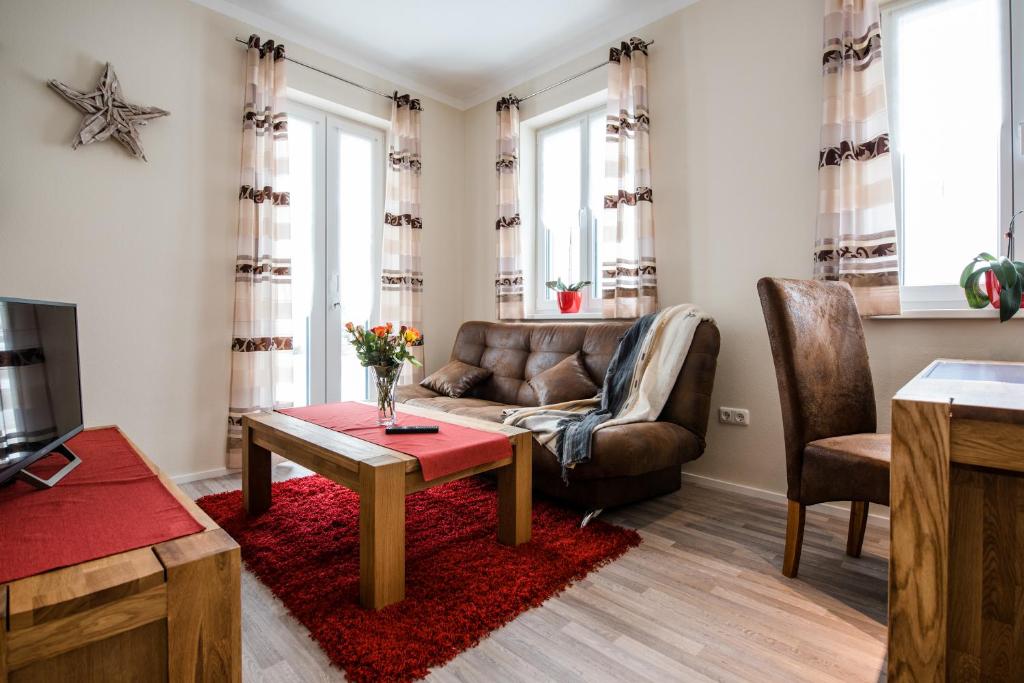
[0,427,241,682]
[889,360,1024,680]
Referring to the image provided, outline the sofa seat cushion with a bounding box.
[445,404,521,424]
[401,395,509,413]
[532,421,701,481]
[801,433,890,506]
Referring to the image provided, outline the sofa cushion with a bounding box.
[420,360,492,398]
[527,352,600,405]
[402,396,509,414]
[444,404,519,424]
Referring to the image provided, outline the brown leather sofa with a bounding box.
[396,320,720,510]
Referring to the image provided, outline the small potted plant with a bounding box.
[343,322,422,425]
[545,278,592,314]
[960,211,1024,322]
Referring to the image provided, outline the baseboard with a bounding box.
[171,467,232,484]
[680,471,889,526]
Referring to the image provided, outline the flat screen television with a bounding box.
[0,298,84,488]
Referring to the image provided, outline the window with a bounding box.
[534,107,605,314]
[288,101,385,405]
[883,0,1016,309]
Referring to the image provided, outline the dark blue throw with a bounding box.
[555,313,657,481]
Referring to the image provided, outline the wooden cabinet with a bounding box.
[0,428,240,682]
[889,360,1024,680]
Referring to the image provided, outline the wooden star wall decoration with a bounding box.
[48,63,169,162]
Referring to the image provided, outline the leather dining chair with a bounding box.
[756,277,890,578]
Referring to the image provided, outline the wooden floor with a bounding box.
[183,466,889,682]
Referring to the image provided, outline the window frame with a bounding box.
[532,106,605,316]
[881,0,1016,311]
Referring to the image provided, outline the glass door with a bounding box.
[288,101,385,406]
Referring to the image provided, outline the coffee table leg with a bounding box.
[498,432,532,545]
[359,457,406,609]
[242,421,272,515]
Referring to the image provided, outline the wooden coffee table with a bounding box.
[241,403,532,610]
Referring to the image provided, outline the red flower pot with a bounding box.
[556,291,582,314]
[984,270,1024,309]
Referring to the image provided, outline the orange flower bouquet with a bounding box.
[344,322,422,425]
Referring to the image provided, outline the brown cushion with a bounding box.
[801,433,890,506]
[419,361,492,398]
[527,352,600,405]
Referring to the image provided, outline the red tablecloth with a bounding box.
[278,402,513,481]
[0,428,204,584]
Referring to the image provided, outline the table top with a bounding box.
[894,359,1024,424]
[245,402,529,474]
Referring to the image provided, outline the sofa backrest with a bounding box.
[449,319,721,439]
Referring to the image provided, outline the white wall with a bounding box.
[463,0,1024,499]
[0,0,465,478]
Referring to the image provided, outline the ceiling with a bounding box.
[195,0,698,109]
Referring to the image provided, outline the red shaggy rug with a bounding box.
[196,475,640,682]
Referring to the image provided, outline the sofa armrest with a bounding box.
[395,384,440,403]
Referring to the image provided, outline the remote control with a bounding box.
[385,425,440,434]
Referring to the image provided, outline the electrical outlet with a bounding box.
[718,406,750,426]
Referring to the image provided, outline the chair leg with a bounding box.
[580,508,603,528]
[846,501,869,558]
[783,500,806,578]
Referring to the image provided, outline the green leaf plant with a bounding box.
[545,278,592,292]
[959,210,1024,322]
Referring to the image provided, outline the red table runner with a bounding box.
[0,428,205,584]
[278,402,513,481]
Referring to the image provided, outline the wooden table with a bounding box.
[0,426,241,682]
[241,403,533,610]
[889,360,1024,680]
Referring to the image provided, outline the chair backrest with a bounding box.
[756,277,877,499]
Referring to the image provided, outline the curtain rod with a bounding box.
[517,40,654,103]
[233,37,413,107]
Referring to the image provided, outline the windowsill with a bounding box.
[871,308,1024,320]
[522,311,603,321]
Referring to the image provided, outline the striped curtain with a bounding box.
[496,96,524,320]
[603,38,658,319]
[0,303,57,464]
[228,35,294,466]
[380,94,425,384]
[813,0,900,316]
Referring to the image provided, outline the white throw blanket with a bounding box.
[503,304,712,466]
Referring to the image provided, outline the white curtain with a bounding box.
[603,38,658,319]
[228,35,294,466]
[812,0,900,316]
[496,96,524,320]
[380,94,425,383]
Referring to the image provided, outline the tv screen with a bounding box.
[0,298,83,485]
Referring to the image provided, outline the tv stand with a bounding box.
[16,444,81,489]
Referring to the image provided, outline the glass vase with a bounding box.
[370,362,403,426]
